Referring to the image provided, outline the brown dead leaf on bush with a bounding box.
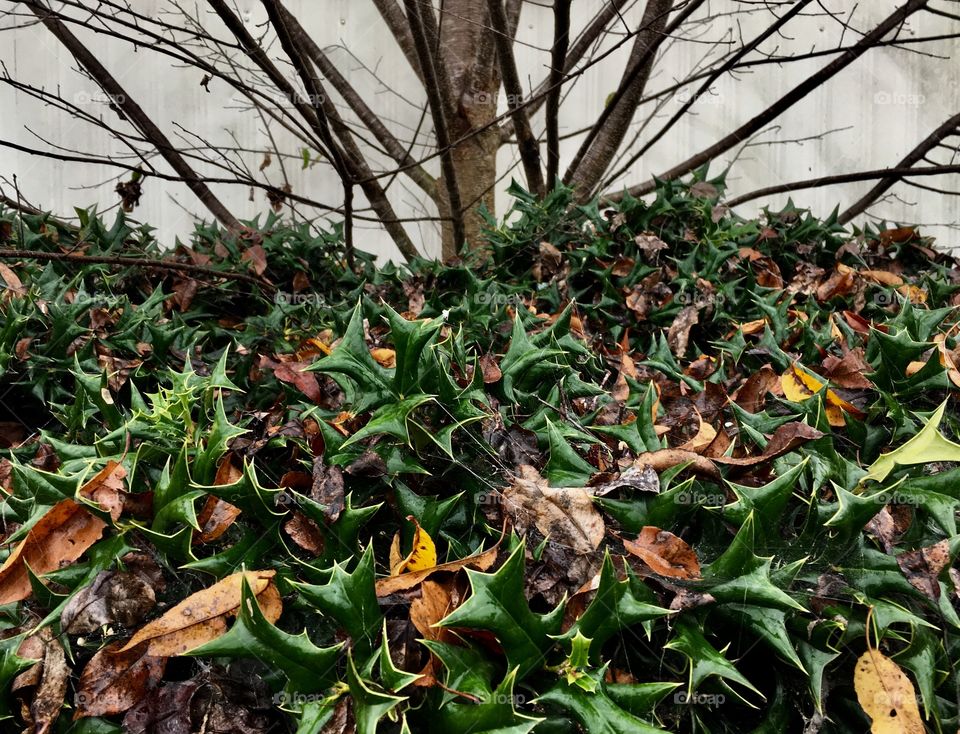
[712,422,823,467]
[312,456,345,524]
[502,465,604,555]
[0,461,127,604]
[195,456,243,544]
[630,449,720,481]
[667,305,699,357]
[13,627,68,734]
[822,349,874,390]
[624,527,700,579]
[118,570,279,657]
[734,365,780,413]
[896,540,950,601]
[258,355,323,403]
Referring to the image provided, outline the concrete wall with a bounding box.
[1,1,958,258]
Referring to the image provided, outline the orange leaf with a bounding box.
[624,527,700,579]
[118,570,278,656]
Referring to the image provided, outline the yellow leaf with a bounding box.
[392,517,437,575]
[854,648,923,733]
[370,348,397,368]
[897,284,928,305]
[781,364,861,427]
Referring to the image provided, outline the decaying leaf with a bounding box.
[854,646,923,733]
[712,421,823,467]
[118,570,279,657]
[312,456,345,524]
[896,540,950,601]
[13,627,68,734]
[624,527,700,579]
[61,570,157,634]
[76,641,167,718]
[502,465,604,555]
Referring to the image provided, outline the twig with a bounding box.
[0,249,273,290]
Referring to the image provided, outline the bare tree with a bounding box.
[1,0,958,261]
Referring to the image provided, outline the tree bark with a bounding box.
[436,0,503,259]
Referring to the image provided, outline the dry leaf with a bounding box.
[782,364,863,427]
[376,534,502,596]
[734,365,780,413]
[391,516,438,575]
[76,641,166,718]
[370,348,397,368]
[854,647,923,733]
[676,408,717,453]
[0,499,112,604]
[712,422,823,467]
[896,540,950,601]
[502,465,604,555]
[118,570,278,656]
[13,629,68,734]
[624,527,700,579]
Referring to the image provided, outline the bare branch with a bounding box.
[487,0,545,197]
[403,0,467,250]
[25,1,242,232]
[839,112,960,223]
[607,0,932,202]
[724,165,960,209]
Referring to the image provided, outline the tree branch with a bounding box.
[275,4,437,201]
[608,0,931,202]
[723,165,960,209]
[564,0,680,199]
[0,249,273,290]
[26,1,242,232]
[839,112,960,223]
[403,0,467,250]
[487,0,545,197]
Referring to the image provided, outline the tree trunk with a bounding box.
[437,0,502,260]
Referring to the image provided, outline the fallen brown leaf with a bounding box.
[624,527,700,579]
[502,465,604,555]
[75,641,166,718]
[118,571,279,657]
[896,540,950,601]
